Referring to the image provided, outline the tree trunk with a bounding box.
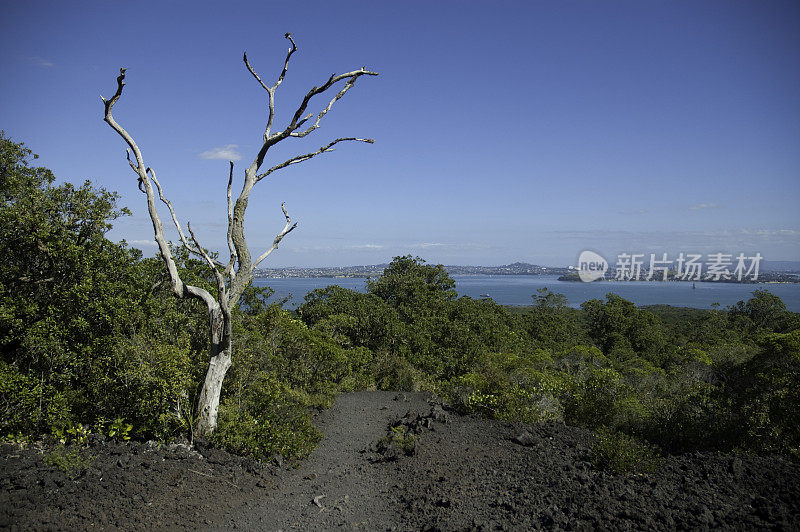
[196,307,232,437]
[102,36,377,439]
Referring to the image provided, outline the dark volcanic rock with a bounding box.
[2,391,799,530]
[389,416,800,531]
[0,439,270,530]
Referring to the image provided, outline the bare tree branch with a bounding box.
[275,33,297,89]
[253,202,297,268]
[148,167,226,268]
[256,137,374,182]
[286,68,378,134]
[101,68,218,310]
[244,33,298,142]
[246,66,377,176]
[290,75,357,138]
[100,68,127,116]
[242,52,271,92]
[224,161,237,280]
[17,276,55,284]
[188,221,227,297]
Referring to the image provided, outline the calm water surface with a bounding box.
[253,275,800,311]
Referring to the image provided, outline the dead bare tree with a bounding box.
[101,34,378,436]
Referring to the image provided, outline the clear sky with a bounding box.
[2,0,799,267]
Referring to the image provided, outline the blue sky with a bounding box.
[2,0,799,267]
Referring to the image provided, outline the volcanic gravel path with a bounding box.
[224,390,435,530]
[2,390,799,530]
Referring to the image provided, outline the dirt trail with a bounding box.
[2,390,799,530]
[223,390,433,530]
[225,390,800,530]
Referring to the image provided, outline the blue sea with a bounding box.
[253,275,800,312]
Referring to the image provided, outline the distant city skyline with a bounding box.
[2,1,799,267]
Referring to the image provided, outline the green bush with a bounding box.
[98,334,198,440]
[590,427,662,475]
[377,425,417,457]
[642,384,725,453]
[0,361,73,436]
[43,445,95,479]
[214,372,321,461]
[446,352,565,423]
[562,366,649,431]
[726,330,800,458]
[372,351,419,391]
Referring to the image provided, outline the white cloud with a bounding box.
[347,243,386,250]
[27,56,54,68]
[408,242,491,251]
[129,239,157,247]
[689,203,719,210]
[199,144,241,161]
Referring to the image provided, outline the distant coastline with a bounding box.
[253,262,572,279]
[253,261,800,284]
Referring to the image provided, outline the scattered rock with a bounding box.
[513,430,537,447]
[3,391,799,531]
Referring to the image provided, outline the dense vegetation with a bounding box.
[0,133,356,459]
[2,133,798,469]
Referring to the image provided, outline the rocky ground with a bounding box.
[2,390,799,530]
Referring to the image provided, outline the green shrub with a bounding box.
[726,330,800,458]
[377,425,417,457]
[590,427,662,475]
[101,334,198,440]
[372,351,419,391]
[445,352,565,423]
[563,367,648,431]
[0,361,73,436]
[213,372,321,461]
[43,445,94,479]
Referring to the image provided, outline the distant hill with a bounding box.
[254,260,800,279]
[254,262,572,278]
[762,260,800,273]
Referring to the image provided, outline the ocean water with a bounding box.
[253,275,800,312]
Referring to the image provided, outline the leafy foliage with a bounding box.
[590,427,662,475]
[0,134,365,460]
[298,256,800,462]
[42,445,95,479]
[213,371,322,461]
[2,133,798,465]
